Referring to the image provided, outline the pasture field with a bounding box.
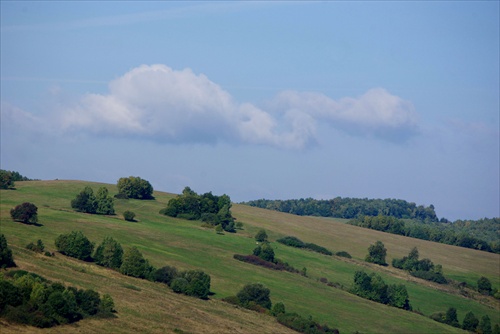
[1,180,499,333]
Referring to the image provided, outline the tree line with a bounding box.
[349,215,499,253]
[242,197,438,221]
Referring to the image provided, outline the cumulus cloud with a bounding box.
[270,88,419,141]
[59,64,418,148]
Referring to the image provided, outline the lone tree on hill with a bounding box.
[365,240,387,266]
[10,202,38,224]
[117,176,154,199]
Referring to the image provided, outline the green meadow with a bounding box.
[1,180,499,333]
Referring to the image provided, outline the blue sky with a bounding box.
[1,1,498,221]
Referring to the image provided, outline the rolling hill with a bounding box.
[1,180,499,333]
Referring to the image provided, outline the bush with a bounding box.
[271,302,286,316]
[10,202,38,224]
[304,242,332,256]
[117,176,154,199]
[0,234,16,268]
[123,210,136,221]
[26,239,45,253]
[55,231,94,261]
[277,236,332,255]
[181,270,211,299]
[277,236,305,248]
[335,251,352,258]
[236,283,272,310]
[154,266,179,286]
[93,237,123,270]
[277,312,339,334]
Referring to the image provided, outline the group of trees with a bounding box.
[160,187,236,232]
[349,216,499,254]
[70,176,154,217]
[54,231,211,299]
[392,247,447,284]
[351,271,411,310]
[243,197,438,222]
[0,270,114,328]
[71,186,115,215]
[431,307,499,334]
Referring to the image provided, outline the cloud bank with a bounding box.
[57,64,418,148]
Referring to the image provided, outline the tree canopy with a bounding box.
[117,176,154,199]
[365,241,387,266]
[236,283,272,310]
[55,231,95,261]
[71,186,114,215]
[10,202,38,224]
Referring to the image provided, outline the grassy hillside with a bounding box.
[1,180,499,333]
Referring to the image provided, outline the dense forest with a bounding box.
[242,198,499,254]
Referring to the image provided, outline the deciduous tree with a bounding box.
[10,202,38,224]
[365,241,387,266]
[0,234,16,268]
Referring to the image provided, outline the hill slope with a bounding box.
[1,180,499,333]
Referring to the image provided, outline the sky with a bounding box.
[1,1,499,221]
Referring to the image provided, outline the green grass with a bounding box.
[1,180,499,333]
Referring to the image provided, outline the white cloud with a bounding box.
[270,88,419,141]
[60,64,315,148]
[57,64,418,148]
